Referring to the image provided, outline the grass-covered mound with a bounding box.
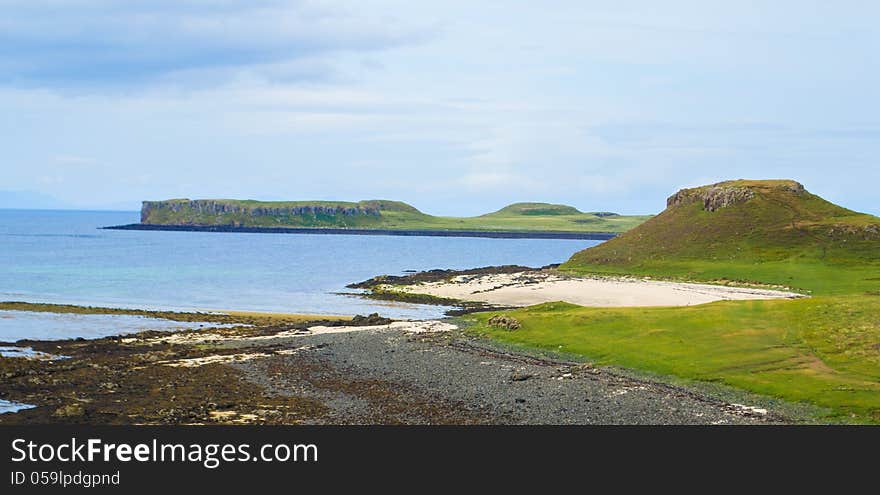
[469,180,880,423]
[141,199,650,233]
[485,202,583,216]
[562,179,880,294]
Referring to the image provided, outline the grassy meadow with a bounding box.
[467,181,880,423]
[468,295,880,423]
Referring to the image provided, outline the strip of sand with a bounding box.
[141,320,457,347]
[388,271,804,308]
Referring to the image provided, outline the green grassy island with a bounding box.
[138,199,649,234]
[469,179,880,423]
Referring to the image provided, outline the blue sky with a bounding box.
[1,0,878,215]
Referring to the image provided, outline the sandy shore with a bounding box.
[387,271,804,308]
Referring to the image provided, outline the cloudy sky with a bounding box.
[2,0,878,215]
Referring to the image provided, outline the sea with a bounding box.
[0,209,602,325]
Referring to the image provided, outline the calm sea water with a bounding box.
[0,209,601,321]
[0,310,240,342]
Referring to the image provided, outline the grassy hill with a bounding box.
[140,199,650,234]
[469,180,880,423]
[486,202,582,216]
[562,179,880,294]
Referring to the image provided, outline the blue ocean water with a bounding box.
[0,209,602,320]
[0,310,240,342]
[0,399,34,414]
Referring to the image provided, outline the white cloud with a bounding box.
[0,0,433,88]
[0,1,878,215]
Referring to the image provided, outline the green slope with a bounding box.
[141,199,650,233]
[467,180,880,423]
[562,179,880,294]
[470,295,880,423]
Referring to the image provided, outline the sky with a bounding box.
[1,0,878,215]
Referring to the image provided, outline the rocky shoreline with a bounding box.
[347,265,805,313]
[346,265,536,315]
[0,303,796,425]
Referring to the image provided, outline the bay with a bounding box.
[0,209,601,323]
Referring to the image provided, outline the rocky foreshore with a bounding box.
[348,265,805,313]
[0,303,796,425]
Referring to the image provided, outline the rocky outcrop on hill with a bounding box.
[141,200,381,224]
[826,223,880,240]
[667,185,755,212]
[666,180,806,212]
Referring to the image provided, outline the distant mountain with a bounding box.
[138,199,650,233]
[484,202,583,216]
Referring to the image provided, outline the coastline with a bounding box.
[102,223,619,240]
[0,301,350,326]
[350,267,805,311]
[4,254,844,424]
[0,302,796,425]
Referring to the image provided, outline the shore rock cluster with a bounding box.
[487,315,521,330]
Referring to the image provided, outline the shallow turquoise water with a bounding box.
[0,310,237,342]
[0,345,64,358]
[0,209,601,326]
[0,399,34,414]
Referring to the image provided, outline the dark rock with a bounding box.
[53,403,84,418]
[350,313,393,326]
[510,372,532,382]
[488,315,521,331]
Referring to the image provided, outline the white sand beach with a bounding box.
[389,271,804,308]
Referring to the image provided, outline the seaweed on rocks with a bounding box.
[346,265,536,289]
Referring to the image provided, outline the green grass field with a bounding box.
[466,180,880,423]
[142,199,650,233]
[468,295,880,423]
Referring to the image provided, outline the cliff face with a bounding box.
[141,200,382,226]
[666,180,805,212]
